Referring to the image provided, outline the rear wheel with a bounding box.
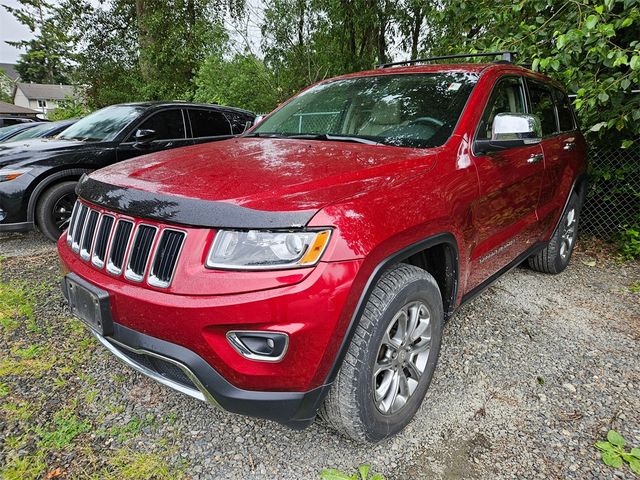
[319,263,443,442]
[36,181,77,242]
[528,191,582,274]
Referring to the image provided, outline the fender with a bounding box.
[322,232,459,389]
[26,168,93,223]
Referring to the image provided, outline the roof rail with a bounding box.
[377,51,517,69]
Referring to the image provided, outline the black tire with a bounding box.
[528,191,582,274]
[319,263,444,442]
[36,181,78,242]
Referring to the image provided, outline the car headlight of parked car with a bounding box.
[0,168,31,182]
[206,229,331,270]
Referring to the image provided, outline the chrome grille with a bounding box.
[71,203,88,252]
[66,202,80,245]
[80,210,99,260]
[106,220,133,275]
[149,230,185,288]
[92,215,114,268]
[66,200,184,288]
[125,225,157,282]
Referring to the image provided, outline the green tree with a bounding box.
[3,0,79,83]
[194,53,280,112]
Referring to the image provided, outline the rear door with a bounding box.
[117,108,192,162]
[187,108,234,145]
[468,76,546,289]
[530,82,583,229]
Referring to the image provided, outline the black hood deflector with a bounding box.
[76,175,316,229]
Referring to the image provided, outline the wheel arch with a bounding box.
[323,232,459,389]
[27,168,92,223]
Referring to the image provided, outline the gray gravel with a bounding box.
[1,231,639,479]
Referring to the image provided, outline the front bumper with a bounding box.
[87,318,329,429]
[59,236,363,426]
[0,220,33,232]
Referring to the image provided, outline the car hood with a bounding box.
[82,137,438,229]
[0,138,100,168]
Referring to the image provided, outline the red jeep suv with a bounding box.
[58,53,587,442]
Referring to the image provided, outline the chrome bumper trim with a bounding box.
[92,331,220,407]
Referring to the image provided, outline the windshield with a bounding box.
[6,122,58,141]
[252,72,478,148]
[58,105,145,142]
[0,123,36,137]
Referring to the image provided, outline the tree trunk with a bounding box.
[136,0,154,83]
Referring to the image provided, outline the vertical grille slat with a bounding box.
[106,220,133,275]
[125,225,157,282]
[71,204,88,252]
[80,211,99,260]
[66,201,80,245]
[92,215,114,268]
[149,230,185,288]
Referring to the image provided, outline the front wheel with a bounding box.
[319,263,444,442]
[528,191,582,274]
[36,181,78,242]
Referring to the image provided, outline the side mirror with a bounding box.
[134,129,157,145]
[253,115,264,124]
[474,113,542,154]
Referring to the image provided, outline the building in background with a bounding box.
[13,82,78,118]
[0,63,20,101]
[0,100,39,119]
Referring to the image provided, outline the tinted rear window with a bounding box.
[528,81,558,136]
[553,89,575,132]
[188,109,231,138]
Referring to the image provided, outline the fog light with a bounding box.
[226,331,289,362]
[0,208,6,222]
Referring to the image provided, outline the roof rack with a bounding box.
[377,51,517,69]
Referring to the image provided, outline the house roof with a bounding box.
[0,100,38,115]
[16,82,77,100]
[0,63,19,81]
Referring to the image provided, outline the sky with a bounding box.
[0,0,32,63]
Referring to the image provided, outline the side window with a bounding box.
[188,109,231,138]
[528,81,558,136]
[477,77,526,140]
[131,109,186,140]
[224,111,251,134]
[553,89,575,132]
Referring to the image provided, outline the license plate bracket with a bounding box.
[64,273,113,335]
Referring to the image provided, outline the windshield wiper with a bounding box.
[243,132,289,139]
[287,134,382,145]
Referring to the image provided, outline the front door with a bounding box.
[468,76,545,290]
[117,108,193,162]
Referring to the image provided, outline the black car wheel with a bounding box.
[36,181,78,242]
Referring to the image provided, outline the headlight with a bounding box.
[0,168,31,182]
[206,229,331,270]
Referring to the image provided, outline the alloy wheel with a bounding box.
[52,193,77,231]
[373,301,432,415]
[559,207,577,260]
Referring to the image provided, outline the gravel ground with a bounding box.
[1,232,639,479]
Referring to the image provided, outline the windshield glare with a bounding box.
[58,105,145,142]
[6,123,55,141]
[253,72,478,148]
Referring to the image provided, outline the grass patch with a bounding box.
[0,281,34,332]
[0,453,47,480]
[106,449,185,480]
[36,409,92,450]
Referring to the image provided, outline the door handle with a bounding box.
[563,142,575,151]
[527,153,544,164]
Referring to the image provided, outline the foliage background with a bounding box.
[3,0,640,252]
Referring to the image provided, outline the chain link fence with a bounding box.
[581,146,640,239]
